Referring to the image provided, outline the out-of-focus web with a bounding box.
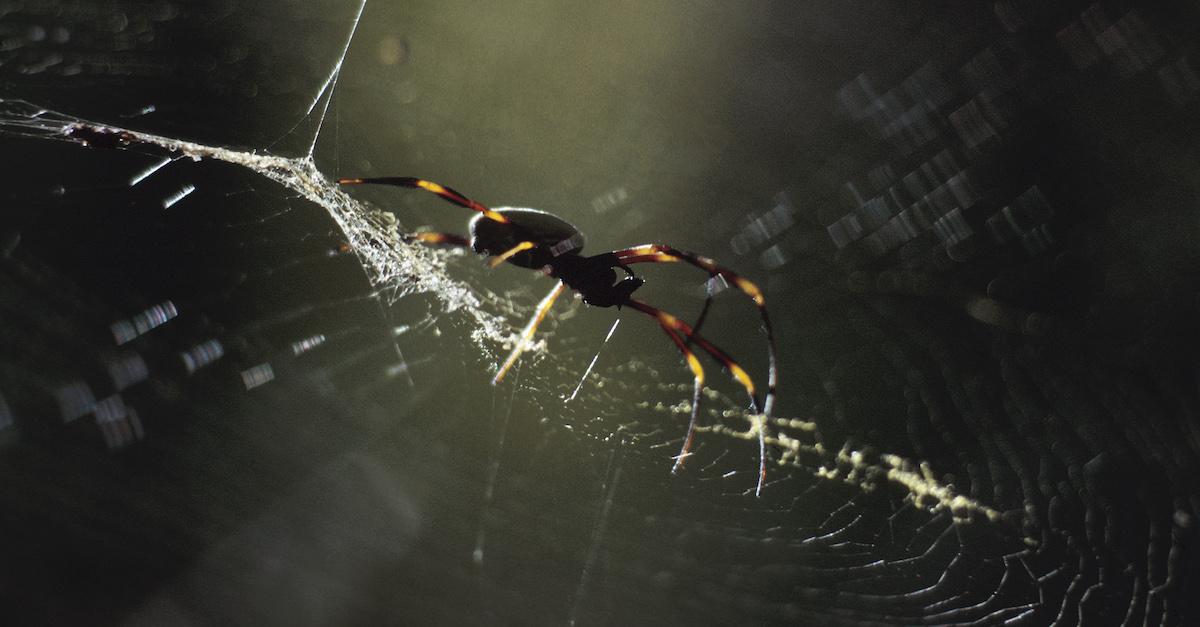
[568,442,623,627]
[473,362,522,568]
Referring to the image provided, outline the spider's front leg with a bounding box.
[613,244,777,418]
[623,298,768,496]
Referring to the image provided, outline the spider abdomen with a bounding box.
[469,207,585,268]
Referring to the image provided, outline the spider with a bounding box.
[338,176,778,494]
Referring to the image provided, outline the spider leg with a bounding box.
[408,234,538,271]
[611,244,777,417]
[338,177,510,224]
[636,306,706,473]
[406,231,472,247]
[623,298,768,496]
[673,280,716,468]
[487,241,536,268]
[493,280,567,385]
[687,275,718,344]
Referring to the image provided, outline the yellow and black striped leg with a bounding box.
[487,241,536,268]
[493,280,567,385]
[411,235,536,270]
[675,280,717,471]
[613,244,778,418]
[338,176,510,224]
[624,299,767,495]
[626,302,706,474]
[406,231,472,248]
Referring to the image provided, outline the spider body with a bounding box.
[467,207,644,307]
[468,207,583,269]
[338,175,777,495]
[550,252,645,309]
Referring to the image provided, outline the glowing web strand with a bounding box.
[566,318,620,402]
[266,0,368,157]
[304,0,365,157]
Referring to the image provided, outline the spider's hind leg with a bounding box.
[406,231,472,248]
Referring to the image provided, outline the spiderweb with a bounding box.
[0,1,1196,626]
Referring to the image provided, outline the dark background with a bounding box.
[1,0,1198,625]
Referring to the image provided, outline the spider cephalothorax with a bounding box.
[338,176,778,495]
